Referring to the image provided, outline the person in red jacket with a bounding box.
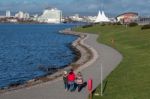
[67,69,75,92]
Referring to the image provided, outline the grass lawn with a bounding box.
[74,24,150,99]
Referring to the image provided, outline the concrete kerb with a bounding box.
[60,29,99,74]
[75,33,99,73]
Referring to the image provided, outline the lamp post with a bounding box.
[101,63,103,96]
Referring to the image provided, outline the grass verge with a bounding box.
[74,24,150,99]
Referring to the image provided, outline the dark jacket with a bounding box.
[63,75,68,83]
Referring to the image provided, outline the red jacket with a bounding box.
[67,72,75,82]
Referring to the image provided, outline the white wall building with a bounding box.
[38,8,62,23]
[23,13,30,19]
[85,16,97,23]
[15,11,30,19]
[15,11,24,18]
[69,14,83,21]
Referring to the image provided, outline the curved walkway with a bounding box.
[0,33,122,99]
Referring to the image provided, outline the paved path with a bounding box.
[0,33,122,99]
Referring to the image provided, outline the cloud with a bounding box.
[0,0,149,16]
[60,0,100,13]
[88,4,99,10]
[100,0,150,15]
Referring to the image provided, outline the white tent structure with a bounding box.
[95,10,110,23]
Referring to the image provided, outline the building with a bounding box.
[15,11,24,19]
[38,8,62,23]
[83,16,97,23]
[95,10,110,23]
[31,14,39,21]
[116,12,138,23]
[137,16,150,25]
[6,10,11,17]
[69,14,83,22]
[23,12,30,19]
[15,11,30,19]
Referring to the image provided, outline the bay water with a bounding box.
[0,23,78,88]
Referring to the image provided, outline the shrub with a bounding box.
[116,22,122,25]
[112,22,122,25]
[82,24,93,28]
[141,24,150,30]
[129,22,138,27]
[101,23,106,26]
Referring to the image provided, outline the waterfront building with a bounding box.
[95,10,110,23]
[137,16,150,25]
[23,12,30,19]
[86,16,97,23]
[31,14,39,21]
[6,10,11,17]
[7,19,18,23]
[69,14,83,22]
[15,11,30,19]
[38,8,62,23]
[116,12,138,23]
[15,11,24,18]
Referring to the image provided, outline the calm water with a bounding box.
[0,23,78,88]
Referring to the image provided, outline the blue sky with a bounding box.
[0,0,149,16]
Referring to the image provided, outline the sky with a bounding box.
[0,0,149,16]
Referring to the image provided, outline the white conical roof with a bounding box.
[95,11,102,23]
[95,10,110,22]
[101,11,106,18]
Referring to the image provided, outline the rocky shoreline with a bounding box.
[0,28,94,94]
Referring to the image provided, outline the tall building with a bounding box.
[6,10,11,17]
[38,8,62,23]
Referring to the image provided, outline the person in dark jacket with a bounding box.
[63,71,68,91]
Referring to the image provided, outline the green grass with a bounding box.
[74,24,150,99]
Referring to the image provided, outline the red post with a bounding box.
[88,79,92,91]
[88,79,93,99]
